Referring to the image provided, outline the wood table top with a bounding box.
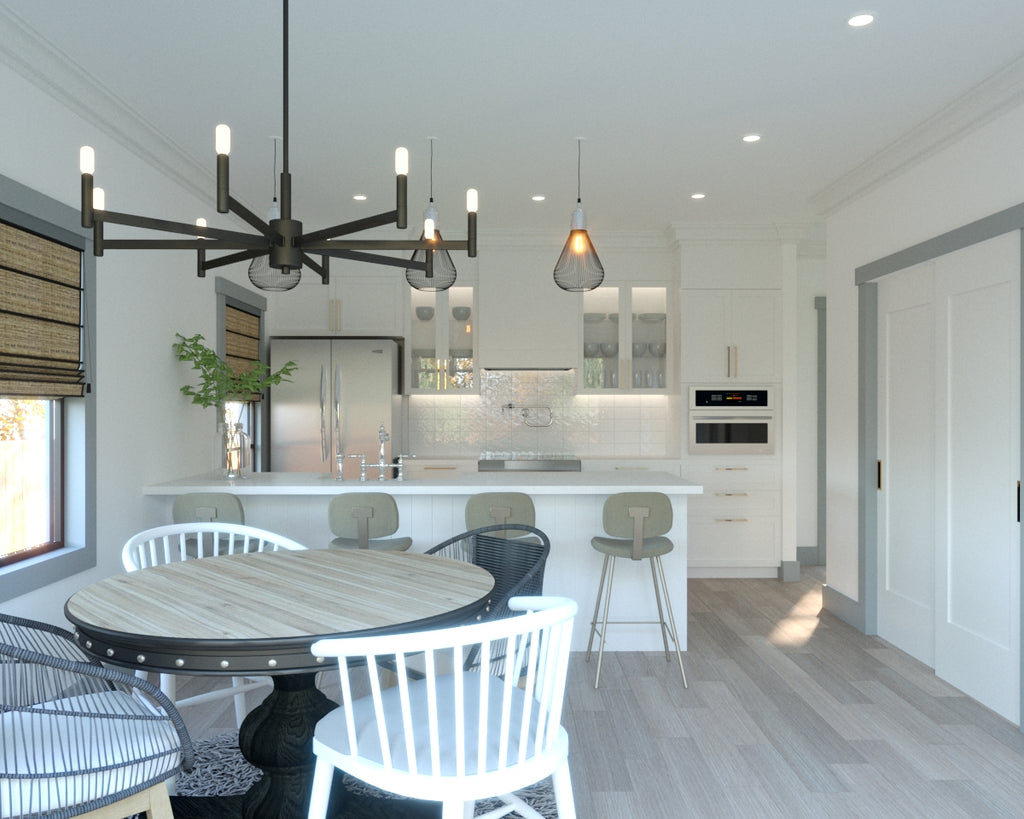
[64,549,495,675]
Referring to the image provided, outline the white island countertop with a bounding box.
[143,470,703,496]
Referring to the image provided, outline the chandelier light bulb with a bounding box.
[195,217,207,228]
[92,187,105,211]
[394,147,409,176]
[215,125,231,156]
[466,188,478,213]
[79,146,95,175]
[424,217,436,241]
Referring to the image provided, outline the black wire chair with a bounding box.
[425,524,551,675]
[0,612,194,819]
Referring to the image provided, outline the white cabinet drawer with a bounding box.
[682,458,780,489]
[403,459,477,479]
[688,515,779,567]
[690,489,778,515]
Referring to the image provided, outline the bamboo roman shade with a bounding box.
[224,304,261,378]
[0,220,84,398]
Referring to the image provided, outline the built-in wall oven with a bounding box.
[688,387,775,455]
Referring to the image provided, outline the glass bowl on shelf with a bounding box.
[415,306,434,321]
[648,342,666,357]
[600,342,618,358]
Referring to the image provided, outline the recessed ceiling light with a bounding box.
[742,133,761,143]
[691,192,706,200]
[848,12,875,27]
[352,194,367,201]
[531,195,546,202]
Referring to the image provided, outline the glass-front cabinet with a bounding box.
[581,285,669,392]
[408,285,476,393]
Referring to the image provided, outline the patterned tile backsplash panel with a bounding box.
[407,370,681,459]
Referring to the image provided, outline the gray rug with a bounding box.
[177,733,558,818]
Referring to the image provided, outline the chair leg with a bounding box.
[653,555,688,688]
[647,556,672,657]
[231,676,248,728]
[585,554,611,660]
[551,760,578,819]
[306,756,335,819]
[159,672,176,704]
[594,556,617,688]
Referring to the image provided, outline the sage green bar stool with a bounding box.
[464,492,536,537]
[172,492,244,524]
[327,493,412,551]
[586,491,687,689]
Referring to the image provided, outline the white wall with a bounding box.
[824,100,1024,601]
[0,61,227,622]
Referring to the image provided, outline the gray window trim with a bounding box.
[0,174,97,600]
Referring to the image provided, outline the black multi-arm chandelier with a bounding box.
[78,0,477,293]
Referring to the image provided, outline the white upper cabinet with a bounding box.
[681,289,780,382]
[267,271,404,337]
[582,285,672,392]
[477,247,580,370]
[407,285,477,393]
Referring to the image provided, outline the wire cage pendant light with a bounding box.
[247,137,294,291]
[553,138,604,292]
[406,139,458,292]
[77,0,478,292]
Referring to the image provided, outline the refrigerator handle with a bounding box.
[320,364,328,462]
[334,363,342,463]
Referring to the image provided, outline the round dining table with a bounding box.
[65,548,495,818]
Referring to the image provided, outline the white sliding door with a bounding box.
[877,232,1020,722]
[877,262,936,666]
[933,235,1019,723]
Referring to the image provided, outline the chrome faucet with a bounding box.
[378,423,389,464]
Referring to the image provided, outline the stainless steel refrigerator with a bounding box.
[269,338,403,479]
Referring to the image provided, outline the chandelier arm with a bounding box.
[320,248,427,271]
[200,249,268,271]
[305,239,469,252]
[97,210,267,247]
[300,211,400,244]
[227,197,274,235]
[300,253,329,284]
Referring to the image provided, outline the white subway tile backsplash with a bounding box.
[407,370,680,459]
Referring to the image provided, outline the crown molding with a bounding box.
[0,5,212,205]
[811,52,1024,217]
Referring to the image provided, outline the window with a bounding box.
[0,175,95,597]
[0,218,83,569]
[217,278,268,470]
[0,399,62,566]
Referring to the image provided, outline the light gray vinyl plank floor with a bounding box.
[175,569,1024,818]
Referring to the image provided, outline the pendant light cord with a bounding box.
[576,137,583,203]
[429,137,435,202]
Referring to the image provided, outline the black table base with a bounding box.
[170,671,443,819]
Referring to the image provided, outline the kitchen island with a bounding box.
[143,471,701,651]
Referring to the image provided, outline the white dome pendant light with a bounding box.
[553,137,604,292]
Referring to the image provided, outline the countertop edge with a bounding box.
[143,470,704,496]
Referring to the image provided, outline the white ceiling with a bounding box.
[4,0,1024,240]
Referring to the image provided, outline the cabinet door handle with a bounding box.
[716,466,750,471]
[715,517,749,523]
[716,492,749,497]
[424,465,457,471]
[726,345,731,377]
[733,345,738,378]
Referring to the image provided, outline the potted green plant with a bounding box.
[172,333,297,475]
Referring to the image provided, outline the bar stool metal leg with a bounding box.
[653,555,687,687]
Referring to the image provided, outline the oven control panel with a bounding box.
[691,388,771,409]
